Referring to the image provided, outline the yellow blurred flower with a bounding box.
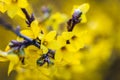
[0,0,29,18]
[0,51,19,75]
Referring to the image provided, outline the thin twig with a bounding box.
[21,8,35,27]
[0,17,40,48]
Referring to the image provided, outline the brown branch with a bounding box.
[67,9,82,31]
[21,8,35,27]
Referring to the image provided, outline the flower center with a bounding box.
[66,40,70,44]
[71,35,77,40]
[43,41,48,46]
[12,0,18,3]
[61,46,66,51]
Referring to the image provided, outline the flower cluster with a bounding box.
[0,0,115,80]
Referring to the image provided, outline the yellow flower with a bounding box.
[55,32,83,63]
[30,20,42,38]
[56,31,85,52]
[44,12,67,34]
[24,45,42,68]
[38,31,57,53]
[0,51,19,75]
[17,20,41,40]
[87,9,113,35]
[0,0,29,18]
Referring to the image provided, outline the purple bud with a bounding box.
[73,9,82,18]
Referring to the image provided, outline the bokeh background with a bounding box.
[0,0,120,80]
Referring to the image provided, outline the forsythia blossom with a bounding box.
[0,1,115,80]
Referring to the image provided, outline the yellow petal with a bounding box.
[41,44,48,53]
[31,20,41,38]
[47,40,58,50]
[66,45,77,52]
[72,3,90,15]
[7,6,19,18]
[0,51,9,61]
[55,50,63,62]
[17,9,26,19]
[38,33,44,40]
[57,36,66,48]
[8,61,14,75]
[78,3,90,14]
[1,0,10,4]
[62,32,73,40]
[7,54,19,75]
[17,29,34,41]
[18,0,29,8]
[5,45,10,51]
[45,31,56,41]
[81,14,87,23]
